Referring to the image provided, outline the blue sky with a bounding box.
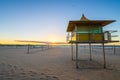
[0,0,120,42]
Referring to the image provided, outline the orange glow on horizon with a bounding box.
[0,38,66,45]
[0,40,40,45]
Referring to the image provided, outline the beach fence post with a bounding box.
[27,44,30,54]
[89,43,92,61]
[76,43,79,68]
[71,43,74,60]
[102,43,106,68]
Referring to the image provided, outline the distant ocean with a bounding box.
[0,44,120,49]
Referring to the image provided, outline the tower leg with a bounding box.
[113,45,116,55]
[76,43,79,68]
[102,43,106,68]
[89,43,92,61]
[71,43,74,60]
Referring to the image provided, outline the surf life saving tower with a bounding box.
[66,14,119,68]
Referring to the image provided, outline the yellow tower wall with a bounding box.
[77,33,103,41]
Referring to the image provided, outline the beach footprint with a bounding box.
[0,63,59,80]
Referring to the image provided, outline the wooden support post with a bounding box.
[16,45,17,48]
[76,43,79,68]
[42,45,43,51]
[89,43,92,61]
[48,44,49,49]
[102,43,106,68]
[113,45,116,55]
[27,44,30,54]
[71,43,74,61]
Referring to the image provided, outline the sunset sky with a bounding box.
[0,0,120,44]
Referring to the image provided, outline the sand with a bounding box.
[0,45,120,80]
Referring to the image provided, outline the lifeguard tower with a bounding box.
[66,14,119,68]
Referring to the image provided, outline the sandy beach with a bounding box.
[0,45,120,80]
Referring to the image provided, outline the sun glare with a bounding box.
[50,38,56,43]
